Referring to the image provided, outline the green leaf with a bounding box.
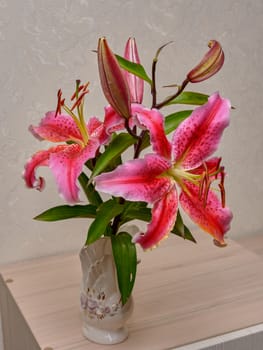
[34,205,97,221]
[165,110,192,135]
[78,172,102,206]
[104,154,122,172]
[91,133,136,178]
[183,225,197,243]
[120,201,151,225]
[171,210,196,243]
[167,91,209,106]
[173,209,184,235]
[116,54,152,85]
[111,232,137,305]
[86,200,124,244]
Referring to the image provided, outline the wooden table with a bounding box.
[1,232,263,350]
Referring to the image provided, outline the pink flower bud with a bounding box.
[124,37,144,103]
[187,40,224,83]
[98,37,131,119]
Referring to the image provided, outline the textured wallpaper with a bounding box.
[0,0,263,265]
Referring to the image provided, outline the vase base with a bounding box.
[82,325,128,345]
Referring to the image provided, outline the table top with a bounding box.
[1,232,263,350]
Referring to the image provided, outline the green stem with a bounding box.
[154,78,189,109]
[124,119,140,140]
[151,41,174,109]
[151,57,158,108]
[134,130,146,159]
[111,197,125,235]
[78,172,102,206]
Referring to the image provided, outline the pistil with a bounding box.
[166,166,200,197]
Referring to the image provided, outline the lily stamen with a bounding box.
[218,169,226,207]
[71,82,90,101]
[70,90,90,112]
[202,177,212,207]
[198,159,225,207]
[55,89,65,117]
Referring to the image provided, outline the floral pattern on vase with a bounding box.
[79,237,133,344]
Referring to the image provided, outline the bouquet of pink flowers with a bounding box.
[23,38,233,305]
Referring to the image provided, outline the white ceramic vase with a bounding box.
[79,237,134,345]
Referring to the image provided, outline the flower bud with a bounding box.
[124,37,144,104]
[187,40,224,83]
[98,37,131,119]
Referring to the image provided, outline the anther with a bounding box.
[70,90,89,111]
[213,239,227,248]
[55,89,65,117]
[71,81,90,101]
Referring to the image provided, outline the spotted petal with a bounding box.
[133,187,178,250]
[29,111,83,143]
[23,146,62,191]
[104,105,125,135]
[103,104,171,160]
[172,93,230,169]
[87,116,109,145]
[133,104,171,159]
[179,181,233,245]
[95,154,171,203]
[49,140,99,203]
[191,157,222,176]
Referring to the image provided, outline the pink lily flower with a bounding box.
[24,85,109,203]
[95,92,233,250]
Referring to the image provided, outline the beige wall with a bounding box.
[0,0,263,265]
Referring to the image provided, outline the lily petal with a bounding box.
[179,181,232,244]
[87,116,109,145]
[29,111,83,143]
[49,140,99,203]
[124,37,144,103]
[95,154,171,203]
[172,93,230,169]
[104,105,125,135]
[103,103,171,161]
[133,187,178,250]
[133,104,171,159]
[23,145,67,191]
